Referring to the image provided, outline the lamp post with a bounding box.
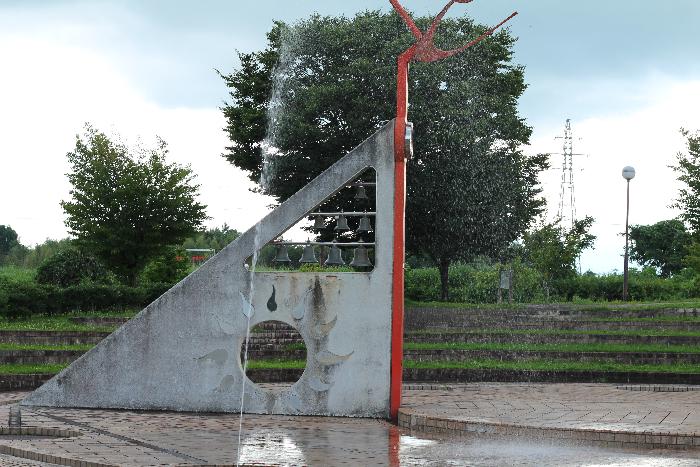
[622,166,636,300]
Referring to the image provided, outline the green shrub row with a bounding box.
[0,277,170,319]
[405,261,546,303]
[405,264,700,303]
[557,271,699,302]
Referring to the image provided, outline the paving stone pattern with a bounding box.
[0,386,697,465]
[400,383,700,450]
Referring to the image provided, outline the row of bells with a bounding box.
[314,213,373,232]
[274,242,372,268]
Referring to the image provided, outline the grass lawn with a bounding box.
[587,316,700,323]
[0,266,36,282]
[0,363,68,374]
[406,299,700,312]
[247,359,306,370]
[408,328,700,337]
[403,358,700,373]
[0,310,135,332]
[403,342,700,353]
[0,343,93,351]
[238,358,700,373]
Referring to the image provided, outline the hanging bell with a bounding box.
[350,241,372,268]
[299,241,318,264]
[357,214,373,233]
[325,242,345,266]
[334,212,350,232]
[313,213,325,230]
[274,245,291,264]
[354,185,368,200]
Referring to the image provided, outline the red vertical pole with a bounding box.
[390,51,412,421]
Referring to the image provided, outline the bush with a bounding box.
[554,268,698,302]
[405,262,700,304]
[0,275,170,319]
[139,248,190,285]
[36,249,107,287]
[405,261,546,304]
[0,276,61,319]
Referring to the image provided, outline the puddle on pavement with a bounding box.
[231,418,698,467]
[6,409,697,466]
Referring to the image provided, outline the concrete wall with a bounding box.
[23,121,396,418]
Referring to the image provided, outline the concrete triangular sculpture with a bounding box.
[23,121,397,418]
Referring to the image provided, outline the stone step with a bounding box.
[410,321,700,331]
[0,350,86,364]
[0,331,111,345]
[4,366,698,389]
[406,332,700,346]
[69,316,130,327]
[403,349,700,364]
[246,337,304,346]
[0,374,52,391]
[243,350,306,360]
[402,368,700,385]
[406,306,700,325]
[249,331,304,339]
[252,322,299,331]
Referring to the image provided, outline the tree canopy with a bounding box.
[220,11,547,299]
[672,129,700,235]
[629,219,691,277]
[0,225,19,260]
[521,216,596,294]
[61,126,207,285]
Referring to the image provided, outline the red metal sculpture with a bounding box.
[389,0,517,420]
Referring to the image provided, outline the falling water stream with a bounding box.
[235,24,298,467]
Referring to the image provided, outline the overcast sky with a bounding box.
[1,0,699,273]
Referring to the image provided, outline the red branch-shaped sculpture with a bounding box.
[388,0,517,420]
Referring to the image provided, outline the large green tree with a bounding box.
[672,129,700,234]
[62,126,207,285]
[220,11,547,299]
[181,224,240,252]
[521,216,596,296]
[629,219,691,277]
[0,225,19,261]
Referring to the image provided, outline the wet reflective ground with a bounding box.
[1,388,698,466]
[5,406,698,466]
[236,419,700,466]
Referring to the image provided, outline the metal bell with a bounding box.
[274,245,291,263]
[324,243,345,266]
[350,241,372,268]
[299,241,318,264]
[357,214,373,233]
[354,185,368,200]
[334,213,350,232]
[313,214,325,230]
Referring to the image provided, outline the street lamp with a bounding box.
[622,166,636,301]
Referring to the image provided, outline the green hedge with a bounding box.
[557,270,699,302]
[405,262,546,303]
[406,264,700,304]
[0,276,170,319]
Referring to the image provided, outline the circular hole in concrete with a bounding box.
[241,320,307,393]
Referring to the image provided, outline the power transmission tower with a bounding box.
[554,119,584,230]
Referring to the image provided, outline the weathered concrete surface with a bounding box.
[22,122,396,417]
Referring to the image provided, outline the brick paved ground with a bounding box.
[0,386,697,466]
[400,383,700,449]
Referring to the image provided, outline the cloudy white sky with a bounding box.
[1,0,699,273]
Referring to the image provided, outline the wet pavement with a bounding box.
[0,387,697,466]
[400,383,700,449]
